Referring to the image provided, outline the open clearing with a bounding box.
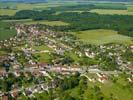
[90,9,133,15]
[0,9,17,16]
[2,19,32,22]
[127,5,133,12]
[0,21,16,40]
[24,20,69,26]
[66,75,133,100]
[75,29,133,45]
[94,3,126,9]
[0,29,16,40]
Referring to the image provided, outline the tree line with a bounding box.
[0,7,133,37]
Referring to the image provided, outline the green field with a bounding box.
[0,9,17,16]
[0,21,16,40]
[75,29,133,45]
[0,29,16,40]
[65,74,133,100]
[3,19,69,26]
[90,9,133,15]
[32,45,52,51]
[2,19,32,22]
[34,53,52,63]
[24,20,69,26]
[0,3,53,16]
[94,3,127,9]
[0,2,17,9]
[127,5,133,12]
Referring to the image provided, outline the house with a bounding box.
[12,64,20,70]
[127,66,133,71]
[98,77,108,83]
[14,71,20,77]
[11,91,18,99]
[85,51,95,58]
[23,90,32,96]
[1,95,8,100]
[97,73,108,83]
[38,62,48,68]
[0,68,6,77]
[127,78,133,83]
[25,63,38,69]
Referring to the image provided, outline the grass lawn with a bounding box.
[0,21,16,40]
[24,20,69,26]
[0,29,16,40]
[90,9,133,15]
[34,92,50,100]
[64,51,80,63]
[0,50,7,56]
[75,29,133,45]
[0,9,17,16]
[67,75,133,100]
[32,45,52,51]
[2,19,69,26]
[34,53,52,63]
[100,77,133,100]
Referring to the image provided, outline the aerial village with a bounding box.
[0,24,132,100]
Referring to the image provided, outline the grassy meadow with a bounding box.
[23,20,69,26]
[0,9,17,16]
[65,74,133,100]
[0,29,16,40]
[75,29,133,45]
[90,9,133,15]
[0,21,16,40]
[94,3,127,9]
[127,5,133,12]
[32,45,52,51]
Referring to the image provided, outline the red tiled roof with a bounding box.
[127,66,133,69]
[2,96,8,100]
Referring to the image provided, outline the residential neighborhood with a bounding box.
[0,0,133,99]
[0,23,132,100]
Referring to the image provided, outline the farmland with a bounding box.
[94,3,127,10]
[90,9,133,15]
[0,9,17,16]
[127,5,133,12]
[0,3,55,16]
[75,29,133,45]
[2,19,69,26]
[0,2,78,16]
[23,20,69,26]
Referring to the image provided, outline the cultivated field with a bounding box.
[2,19,32,22]
[90,9,133,15]
[127,5,133,12]
[0,9,17,16]
[0,3,57,16]
[75,29,133,45]
[94,3,127,9]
